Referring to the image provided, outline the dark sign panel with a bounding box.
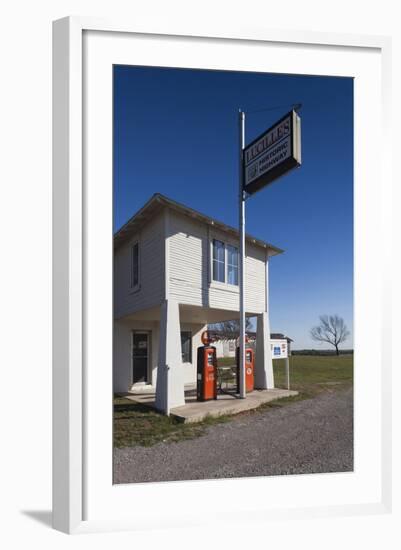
[243,110,301,195]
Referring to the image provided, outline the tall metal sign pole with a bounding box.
[238,106,302,399]
[239,110,246,398]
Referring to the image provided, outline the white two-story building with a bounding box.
[113,194,283,414]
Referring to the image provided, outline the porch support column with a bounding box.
[255,312,274,389]
[155,299,185,414]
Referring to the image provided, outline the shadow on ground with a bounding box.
[21,510,52,528]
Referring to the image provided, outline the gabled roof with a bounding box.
[114,193,284,257]
[270,333,294,343]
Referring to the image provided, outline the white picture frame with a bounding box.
[52,16,392,534]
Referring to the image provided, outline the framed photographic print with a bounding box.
[52,17,392,534]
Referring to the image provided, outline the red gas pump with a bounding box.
[197,331,218,401]
[236,337,255,393]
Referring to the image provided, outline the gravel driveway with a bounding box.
[114,387,353,484]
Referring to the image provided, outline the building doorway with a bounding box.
[132,331,150,384]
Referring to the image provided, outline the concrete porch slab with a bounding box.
[170,388,299,423]
[123,385,298,423]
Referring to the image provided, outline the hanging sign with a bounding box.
[244,110,301,195]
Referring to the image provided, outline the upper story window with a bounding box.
[130,241,140,290]
[227,244,239,285]
[212,239,239,286]
[212,239,225,282]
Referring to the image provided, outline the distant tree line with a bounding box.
[292,349,354,356]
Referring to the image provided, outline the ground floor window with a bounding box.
[180,331,192,363]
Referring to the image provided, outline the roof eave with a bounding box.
[114,193,284,256]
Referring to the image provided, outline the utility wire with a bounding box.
[245,102,302,115]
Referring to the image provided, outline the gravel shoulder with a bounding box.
[114,387,353,484]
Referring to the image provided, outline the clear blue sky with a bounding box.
[113,66,353,350]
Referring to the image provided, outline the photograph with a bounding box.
[112,64,354,484]
[0,0,395,542]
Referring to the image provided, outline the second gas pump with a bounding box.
[236,336,255,393]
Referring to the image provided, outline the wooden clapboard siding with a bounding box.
[168,210,208,307]
[114,212,165,318]
[168,209,266,314]
[114,206,268,318]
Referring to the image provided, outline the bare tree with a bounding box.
[310,315,350,355]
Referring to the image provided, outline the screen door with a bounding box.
[132,331,149,384]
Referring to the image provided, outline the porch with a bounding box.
[120,384,298,423]
[114,299,275,415]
